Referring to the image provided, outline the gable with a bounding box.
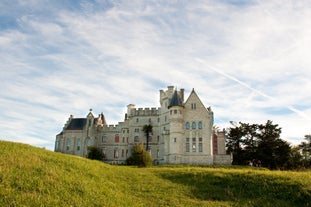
[184,89,208,113]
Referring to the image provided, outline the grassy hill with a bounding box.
[0,141,310,207]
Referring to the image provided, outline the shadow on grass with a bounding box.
[158,170,311,207]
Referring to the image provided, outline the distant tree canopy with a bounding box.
[126,143,153,167]
[87,146,103,161]
[226,120,291,169]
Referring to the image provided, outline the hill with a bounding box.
[0,141,310,206]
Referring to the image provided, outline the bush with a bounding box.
[87,146,103,161]
[126,143,152,167]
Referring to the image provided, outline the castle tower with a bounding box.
[167,89,185,164]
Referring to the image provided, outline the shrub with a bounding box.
[126,143,152,167]
[87,146,103,161]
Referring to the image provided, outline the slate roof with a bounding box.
[168,90,184,109]
[66,118,87,130]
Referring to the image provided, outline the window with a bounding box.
[174,110,177,114]
[115,135,119,143]
[174,138,177,142]
[126,149,128,157]
[191,103,196,110]
[102,148,106,157]
[86,138,92,147]
[102,136,107,142]
[186,143,190,152]
[186,138,190,142]
[198,121,202,129]
[136,118,139,123]
[192,143,196,152]
[134,136,139,142]
[122,137,125,143]
[122,149,124,157]
[185,122,190,129]
[66,139,71,150]
[114,149,118,158]
[199,143,203,152]
[77,139,81,150]
[199,137,203,142]
[157,149,159,158]
[192,138,196,142]
[134,128,139,133]
[157,136,160,142]
[170,110,172,115]
[158,117,160,122]
[148,136,152,142]
[192,122,196,129]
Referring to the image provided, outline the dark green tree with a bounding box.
[227,120,291,169]
[299,135,311,167]
[256,120,290,169]
[142,124,153,151]
[241,123,259,160]
[286,146,304,169]
[226,124,246,165]
[87,146,103,161]
[126,143,152,167]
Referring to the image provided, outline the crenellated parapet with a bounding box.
[127,106,160,117]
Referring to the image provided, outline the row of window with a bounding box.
[105,148,160,159]
[185,121,203,129]
[186,137,203,152]
[102,135,160,143]
[186,143,203,152]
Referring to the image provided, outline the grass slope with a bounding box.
[0,141,310,207]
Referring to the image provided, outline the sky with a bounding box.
[1,0,311,150]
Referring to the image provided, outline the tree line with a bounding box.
[226,120,311,170]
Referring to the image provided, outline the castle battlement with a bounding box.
[129,107,160,117]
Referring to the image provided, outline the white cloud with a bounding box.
[0,0,310,150]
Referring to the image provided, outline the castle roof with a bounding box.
[66,118,87,130]
[168,90,184,109]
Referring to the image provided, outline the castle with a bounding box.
[55,86,231,165]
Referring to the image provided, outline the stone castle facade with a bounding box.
[55,86,231,165]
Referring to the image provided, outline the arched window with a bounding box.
[86,138,92,146]
[185,122,190,129]
[198,121,202,129]
[192,122,196,129]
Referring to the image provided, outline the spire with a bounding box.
[168,90,184,109]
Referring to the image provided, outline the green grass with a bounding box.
[0,141,310,207]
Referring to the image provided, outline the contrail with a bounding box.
[195,58,311,121]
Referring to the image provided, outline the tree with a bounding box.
[286,147,304,169]
[87,146,103,161]
[126,143,152,167]
[226,124,246,165]
[142,124,153,151]
[299,135,311,167]
[256,120,290,169]
[226,120,291,169]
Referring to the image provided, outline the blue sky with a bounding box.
[1,0,311,150]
